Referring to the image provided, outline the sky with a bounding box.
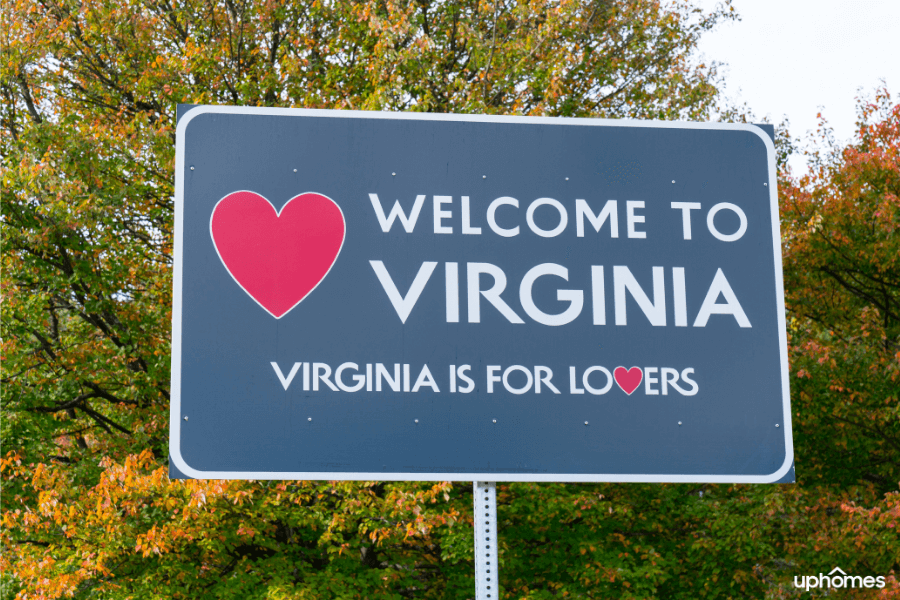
[695,0,899,172]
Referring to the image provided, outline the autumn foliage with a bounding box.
[2,0,898,597]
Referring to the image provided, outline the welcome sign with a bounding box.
[170,106,793,482]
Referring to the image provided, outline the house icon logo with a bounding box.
[793,567,885,591]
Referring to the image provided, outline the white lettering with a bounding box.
[370,260,438,324]
[583,366,613,395]
[534,366,560,394]
[335,362,366,392]
[526,198,567,237]
[462,196,482,234]
[519,263,583,326]
[457,365,475,393]
[376,363,400,392]
[569,366,585,394]
[445,262,460,323]
[707,202,747,242]
[486,197,519,237]
[487,366,502,393]
[412,364,440,392]
[271,362,301,391]
[576,199,618,237]
[679,368,699,395]
[673,267,688,327]
[369,193,426,232]
[467,263,524,324]
[313,363,338,391]
[626,200,646,238]
[433,195,453,234]
[503,365,533,394]
[661,367,678,395]
[693,268,751,327]
[614,266,666,326]
[671,202,702,239]
[644,367,659,395]
[592,266,606,325]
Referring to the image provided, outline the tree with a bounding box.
[0,1,736,597]
[4,0,897,597]
[781,91,899,492]
[773,88,900,596]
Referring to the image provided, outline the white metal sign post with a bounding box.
[474,482,499,599]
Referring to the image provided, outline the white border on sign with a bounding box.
[171,105,793,483]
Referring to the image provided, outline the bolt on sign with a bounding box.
[170,105,793,483]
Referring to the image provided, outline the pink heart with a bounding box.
[210,191,345,318]
[614,367,643,395]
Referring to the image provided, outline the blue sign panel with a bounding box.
[170,106,793,482]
